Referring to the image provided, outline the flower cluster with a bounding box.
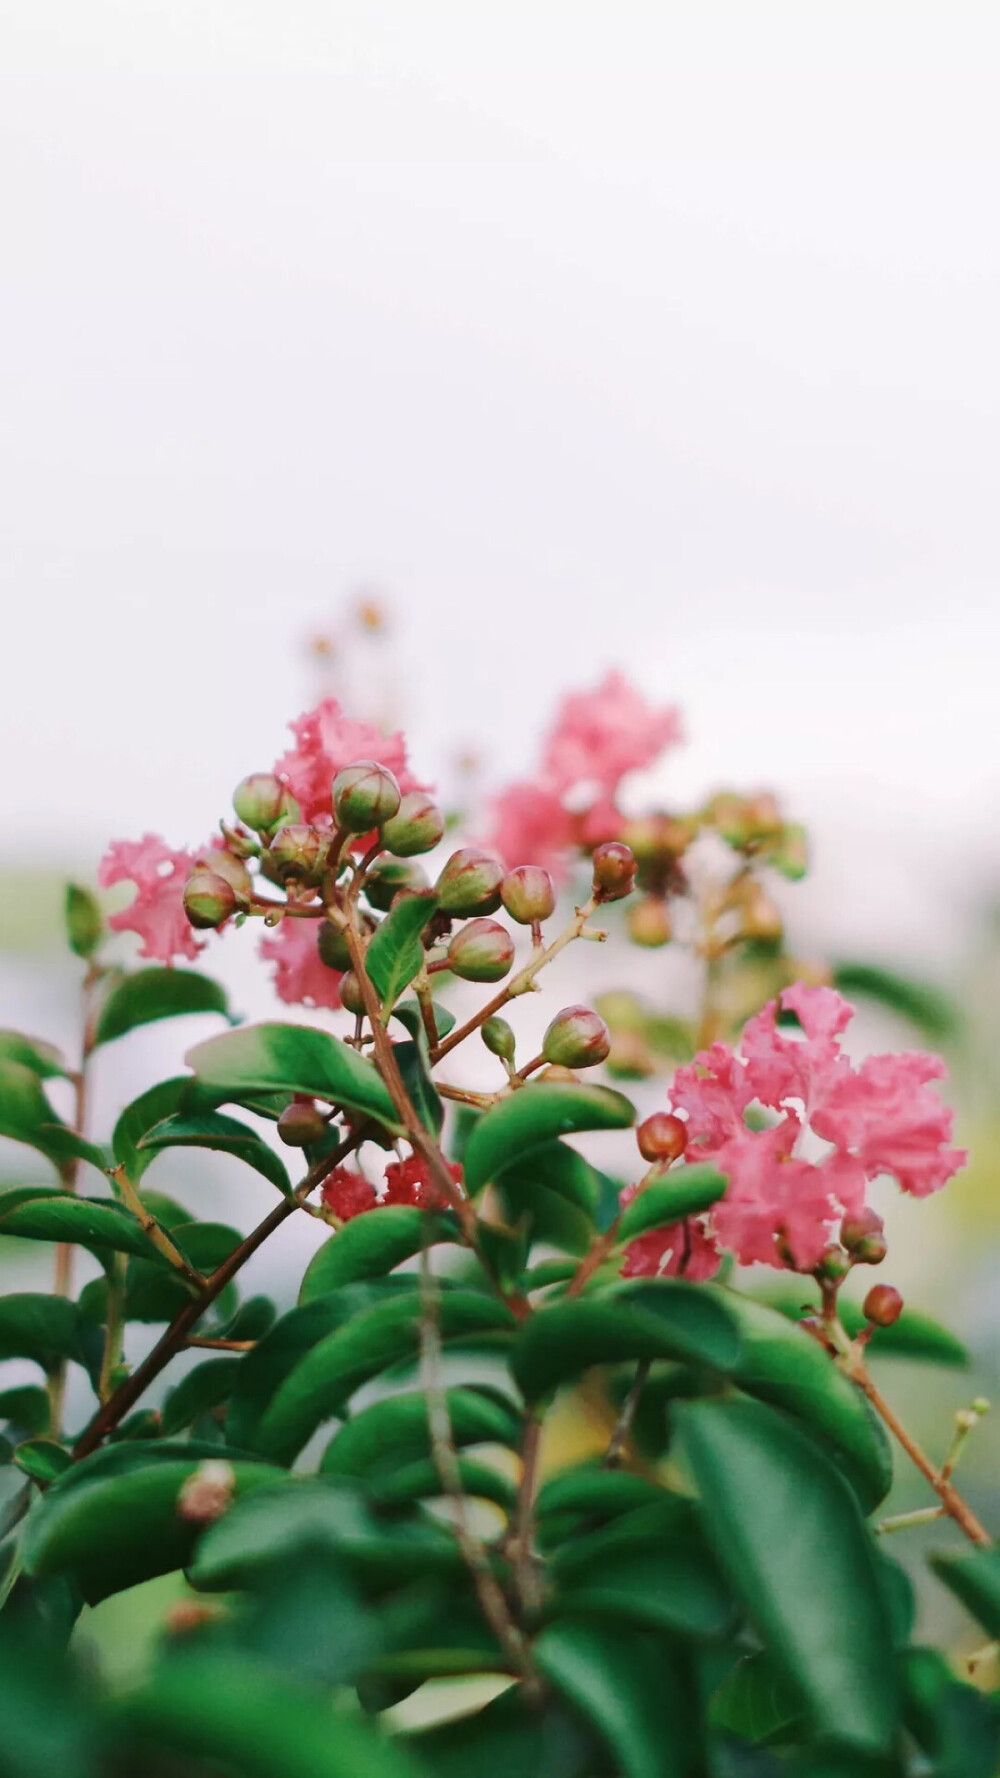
[321,1154,464,1221]
[622,983,966,1277]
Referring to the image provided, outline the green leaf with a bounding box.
[112,1076,192,1181]
[710,1652,806,1746]
[463,1082,635,1196]
[0,1386,50,1437]
[394,1039,443,1137]
[831,962,958,1041]
[118,1222,242,1323]
[0,1295,90,1370]
[0,1059,105,1174]
[23,1455,284,1603]
[555,1539,736,1641]
[299,1206,461,1300]
[537,1465,665,1536]
[512,1280,742,1403]
[225,1294,371,1450]
[364,893,439,1010]
[113,1651,426,1778]
[93,966,232,1047]
[391,998,456,1041]
[497,1140,613,1222]
[185,1022,399,1128]
[161,1357,243,1435]
[930,1546,1000,1638]
[0,1188,154,1260]
[321,1385,521,1478]
[64,884,103,959]
[0,1030,68,1080]
[138,1111,292,1196]
[715,1290,893,1512]
[535,1619,688,1778]
[676,1397,898,1753]
[12,1439,72,1486]
[901,1646,1000,1778]
[409,1684,596,1778]
[373,1454,516,1513]
[748,1283,968,1367]
[252,1289,516,1464]
[617,1165,727,1240]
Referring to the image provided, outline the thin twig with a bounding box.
[603,1359,652,1469]
[430,898,601,1064]
[111,1165,207,1290]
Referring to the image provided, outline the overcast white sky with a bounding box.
[2,3,998,957]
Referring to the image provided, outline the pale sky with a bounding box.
[2,2,998,953]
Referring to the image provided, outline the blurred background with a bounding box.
[2,0,998,1682]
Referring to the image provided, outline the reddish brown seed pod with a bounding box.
[636,1112,687,1165]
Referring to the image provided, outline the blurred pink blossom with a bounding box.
[98,834,200,963]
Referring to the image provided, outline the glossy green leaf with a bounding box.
[161,1357,242,1435]
[463,1082,634,1196]
[138,1111,292,1195]
[0,1059,105,1174]
[373,1453,516,1512]
[113,1651,425,1778]
[364,893,439,1010]
[252,1288,516,1464]
[0,1030,68,1080]
[409,1684,596,1778]
[930,1546,1000,1638]
[391,998,456,1041]
[556,1540,735,1641]
[535,1619,687,1778]
[747,1283,968,1367]
[832,961,958,1041]
[112,1222,242,1325]
[617,1165,727,1240]
[321,1384,521,1478]
[0,1188,154,1259]
[23,1455,284,1603]
[185,1021,399,1127]
[299,1206,461,1301]
[112,1076,192,1181]
[676,1397,897,1753]
[92,966,232,1047]
[12,1439,72,1486]
[0,1386,50,1437]
[496,1140,613,1222]
[0,1295,90,1370]
[901,1645,1000,1778]
[512,1280,742,1403]
[394,1039,444,1137]
[710,1652,805,1746]
[536,1465,665,1534]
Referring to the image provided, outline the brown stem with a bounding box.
[603,1358,651,1469]
[111,1165,207,1289]
[508,1412,544,1615]
[72,1132,362,1459]
[849,1358,991,1547]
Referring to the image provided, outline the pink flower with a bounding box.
[322,1166,377,1221]
[98,834,201,964]
[382,1153,463,1211]
[274,698,427,826]
[484,783,575,873]
[541,670,682,798]
[664,983,966,1272]
[259,918,342,1010]
[619,1188,721,1281]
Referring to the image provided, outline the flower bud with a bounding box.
[500,865,556,925]
[447,918,515,983]
[772,823,809,882]
[636,1112,687,1165]
[317,920,351,971]
[268,824,326,883]
[340,971,365,1016]
[380,792,446,857]
[704,792,752,848]
[184,868,237,930]
[542,1004,611,1069]
[591,842,636,902]
[332,761,401,832]
[177,1459,236,1524]
[277,1097,328,1146]
[739,882,784,943]
[65,883,103,959]
[743,793,784,840]
[840,1207,887,1265]
[481,1016,516,1063]
[621,814,695,867]
[435,848,504,916]
[538,1063,578,1083]
[863,1283,904,1328]
[363,858,430,913]
[195,848,253,906]
[815,1243,852,1284]
[626,896,672,948]
[233,772,286,833]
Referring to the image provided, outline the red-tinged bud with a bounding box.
[538,1063,578,1083]
[317,912,376,969]
[183,868,236,930]
[500,865,556,925]
[840,1207,887,1265]
[864,1284,904,1328]
[743,793,784,840]
[542,1004,611,1069]
[772,823,809,882]
[704,792,752,848]
[332,760,401,831]
[627,896,672,948]
[268,824,327,883]
[340,971,365,1016]
[636,1112,687,1164]
[435,848,504,916]
[380,792,446,857]
[364,858,430,912]
[621,814,693,864]
[176,1459,235,1524]
[481,1016,516,1063]
[195,848,253,906]
[447,918,515,983]
[233,772,286,833]
[277,1097,328,1147]
[591,841,636,903]
[739,882,784,942]
[815,1243,852,1284]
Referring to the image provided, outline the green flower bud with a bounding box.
[626,896,672,947]
[332,761,401,832]
[363,858,430,913]
[500,865,556,925]
[621,814,693,863]
[183,868,236,930]
[636,1112,687,1164]
[542,1004,611,1069]
[380,792,446,857]
[318,913,375,968]
[481,1016,516,1063]
[340,971,365,1015]
[863,1283,904,1328]
[233,772,287,833]
[772,823,809,882]
[447,918,515,983]
[268,824,327,884]
[65,883,104,959]
[277,1098,328,1146]
[196,848,253,907]
[591,842,636,903]
[435,848,504,916]
[840,1207,887,1265]
[815,1243,852,1285]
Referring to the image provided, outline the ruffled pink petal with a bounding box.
[259,918,342,1010]
[274,697,428,826]
[98,834,201,964]
[484,782,576,874]
[541,670,682,797]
